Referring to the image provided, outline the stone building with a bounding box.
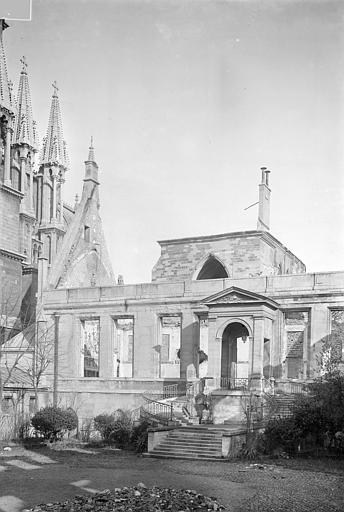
[0,19,113,408]
[1,19,343,424]
[41,167,344,422]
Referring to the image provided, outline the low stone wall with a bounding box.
[221,430,247,458]
[147,427,175,452]
[210,390,248,424]
[221,426,265,458]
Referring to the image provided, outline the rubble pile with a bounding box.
[26,483,225,512]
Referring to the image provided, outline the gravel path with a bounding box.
[0,447,343,511]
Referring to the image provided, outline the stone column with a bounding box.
[20,157,26,195]
[59,178,64,223]
[4,127,12,186]
[99,314,113,379]
[41,179,49,223]
[29,162,34,212]
[180,310,197,381]
[52,175,57,220]
[37,256,48,302]
[251,316,265,389]
[207,316,221,388]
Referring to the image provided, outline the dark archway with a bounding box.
[221,322,250,387]
[197,256,228,280]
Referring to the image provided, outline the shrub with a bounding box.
[31,406,78,441]
[94,409,133,447]
[93,413,116,442]
[131,419,150,453]
[263,417,303,455]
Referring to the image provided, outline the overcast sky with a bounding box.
[5,0,344,283]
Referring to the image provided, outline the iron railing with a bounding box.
[207,376,250,390]
[141,394,173,424]
[162,382,186,399]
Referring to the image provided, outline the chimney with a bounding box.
[257,167,271,231]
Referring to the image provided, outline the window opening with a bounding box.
[197,256,228,280]
[81,319,100,377]
[114,318,133,378]
[159,316,181,378]
[84,225,90,242]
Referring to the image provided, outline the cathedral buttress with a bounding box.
[12,56,38,265]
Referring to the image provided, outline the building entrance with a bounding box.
[221,322,250,387]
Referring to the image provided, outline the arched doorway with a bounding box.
[221,322,250,387]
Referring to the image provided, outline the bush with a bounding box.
[93,413,116,442]
[31,406,78,441]
[131,419,150,453]
[94,409,133,448]
[263,417,303,455]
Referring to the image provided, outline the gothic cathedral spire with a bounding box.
[13,56,37,149]
[0,19,14,115]
[38,82,69,268]
[40,81,69,170]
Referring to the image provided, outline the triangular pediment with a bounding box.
[202,286,279,309]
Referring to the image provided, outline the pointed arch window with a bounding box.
[196,256,229,280]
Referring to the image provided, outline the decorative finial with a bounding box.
[88,136,95,162]
[52,80,59,97]
[20,56,28,73]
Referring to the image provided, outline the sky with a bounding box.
[3,0,344,283]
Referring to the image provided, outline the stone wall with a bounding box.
[42,271,344,419]
[0,188,21,254]
[152,231,305,282]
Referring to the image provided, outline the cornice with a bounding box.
[19,210,37,222]
[1,183,24,199]
[22,265,38,275]
[0,247,26,262]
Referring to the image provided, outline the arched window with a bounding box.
[196,256,229,280]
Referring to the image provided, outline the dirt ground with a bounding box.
[0,445,343,512]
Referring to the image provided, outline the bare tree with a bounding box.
[0,282,53,413]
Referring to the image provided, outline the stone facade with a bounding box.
[41,271,344,420]
[152,231,305,282]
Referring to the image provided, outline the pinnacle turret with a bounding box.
[40,81,69,169]
[0,19,14,114]
[13,56,37,149]
[84,137,99,184]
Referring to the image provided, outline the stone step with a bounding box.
[168,435,222,441]
[145,452,225,461]
[165,438,221,446]
[161,437,222,447]
[152,447,222,457]
[170,427,224,434]
[156,447,221,455]
[168,432,222,438]
[163,438,222,445]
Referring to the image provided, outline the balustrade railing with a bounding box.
[162,382,186,399]
[207,377,251,390]
[141,394,173,424]
[274,380,308,395]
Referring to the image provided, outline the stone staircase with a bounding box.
[147,426,224,460]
